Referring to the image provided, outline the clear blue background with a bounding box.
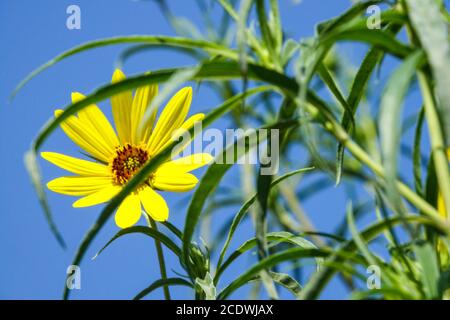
[0,0,431,299]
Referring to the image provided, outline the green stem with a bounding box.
[145,214,171,300]
[417,72,450,219]
[327,117,449,230]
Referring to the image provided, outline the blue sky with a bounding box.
[0,0,424,299]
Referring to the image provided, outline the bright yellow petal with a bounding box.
[72,92,119,149]
[41,152,110,176]
[114,193,142,228]
[157,113,205,154]
[139,186,169,221]
[73,185,120,208]
[55,109,114,162]
[47,176,112,196]
[111,69,133,144]
[131,83,158,144]
[156,153,213,174]
[152,172,198,192]
[147,87,192,155]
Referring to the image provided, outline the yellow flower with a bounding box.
[42,69,212,228]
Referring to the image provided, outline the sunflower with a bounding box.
[42,69,212,228]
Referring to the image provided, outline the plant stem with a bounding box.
[145,214,171,300]
[327,118,449,230]
[417,72,450,219]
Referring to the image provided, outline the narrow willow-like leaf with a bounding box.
[182,119,303,274]
[280,39,299,67]
[413,108,425,196]
[116,44,202,70]
[93,225,182,259]
[61,85,272,300]
[216,167,314,273]
[316,0,382,35]
[320,29,412,59]
[406,0,450,144]
[335,24,402,185]
[256,0,277,65]
[217,0,239,21]
[12,35,238,98]
[24,151,66,248]
[217,248,329,299]
[249,271,302,298]
[379,50,425,214]
[318,63,354,129]
[134,278,193,300]
[32,62,291,150]
[269,0,282,54]
[162,221,183,240]
[346,203,378,266]
[216,231,320,282]
[300,215,434,300]
[414,242,440,299]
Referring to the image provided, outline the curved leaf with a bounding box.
[216,167,315,272]
[215,231,320,283]
[134,278,193,300]
[93,225,182,259]
[13,35,238,98]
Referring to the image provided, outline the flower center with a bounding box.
[111,144,149,185]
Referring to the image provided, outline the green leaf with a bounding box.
[336,24,403,185]
[280,39,299,66]
[134,278,193,300]
[182,118,302,274]
[24,151,66,248]
[414,242,440,299]
[320,29,412,59]
[379,50,425,213]
[216,167,314,275]
[216,231,321,283]
[413,108,425,196]
[346,202,378,266]
[300,215,434,300]
[12,35,238,98]
[316,0,383,35]
[269,0,282,54]
[406,0,450,144]
[249,271,302,298]
[256,0,277,66]
[93,225,182,259]
[217,247,329,300]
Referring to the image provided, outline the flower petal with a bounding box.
[72,92,119,150]
[73,185,121,208]
[157,153,213,174]
[41,152,110,176]
[147,87,192,155]
[111,69,133,144]
[152,172,198,192]
[55,109,114,162]
[114,193,142,228]
[47,176,112,196]
[131,83,158,144]
[139,186,169,221]
[157,113,205,154]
